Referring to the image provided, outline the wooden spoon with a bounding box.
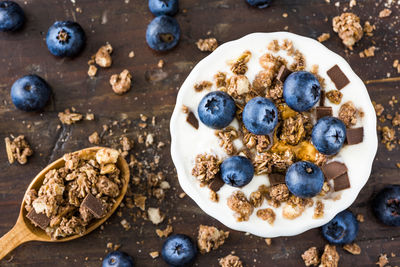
[0,147,130,260]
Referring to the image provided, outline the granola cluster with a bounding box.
[332,13,363,50]
[192,154,221,185]
[24,148,123,239]
[197,225,229,254]
[5,135,33,165]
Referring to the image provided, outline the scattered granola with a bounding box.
[325,90,343,105]
[88,132,101,145]
[149,251,159,259]
[219,254,243,267]
[338,101,358,127]
[88,65,98,77]
[379,8,392,18]
[376,254,389,267]
[374,103,384,116]
[227,190,254,222]
[320,244,339,267]
[363,21,375,37]
[95,43,113,68]
[301,247,320,266]
[196,38,218,52]
[356,214,364,222]
[265,238,272,246]
[343,243,361,255]
[156,224,173,238]
[58,108,83,125]
[317,33,330,43]
[381,126,396,151]
[359,46,376,58]
[147,207,165,225]
[109,69,132,95]
[197,225,229,254]
[332,12,363,50]
[5,135,33,164]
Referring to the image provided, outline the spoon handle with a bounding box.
[0,218,34,261]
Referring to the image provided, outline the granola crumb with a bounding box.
[5,135,33,164]
[381,126,396,151]
[88,132,100,145]
[332,12,363,50]
[376,254,389,267]
[134,194,146,211]
[120,219,131,231]
[343,243,361,255]
[128,51,135,58]
[379,8,392,18]
[318,33,330,42]
[320,244,339,267]
[88,65,98,77]
[227,190,254,222]
[338,101,358,127]
[58,108,83,125]
[182,105,189,114]
[196,38,218,52]
[301,247,320,266]
[359,46,376,58]
[363,21,375,37]
[374,103,384,116]
[326,90,343,105]
[349,0,356,8]
[109,69,132,95]
[219,254,243,267]
[256,208,276,224]
[194,80,213,92]
[149,251,159,259]
[85,113,94,121]
[210,190,219,202]
[265,238,272,246]
[356,214,364,222]
[156,224,173,238]
[147,207,165,225]
[157,59,165,68]
[197,225,229,254]
[178,192,186,198]
[95,43,113,68]
[313,200,324,219]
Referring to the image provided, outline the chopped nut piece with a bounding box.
[134,194,146,211]
[128,51,135,58]
[95,43,113,68]
[192,154,220,184]
[58,108,83,125]
[196,38,218,52]
[343,243,361,255]
[197,225,229,254]
[332,13,363,50]
[320,244,339,267]
[5,135,33,164]
[149,251,159,259]
[318,33,330,42]
[96,148,119,164]
[219,254,243,267]
[376,254,389,267]
[302,247,320,266]
[110,69,132,95]
[356,214,364,222]
[265,238,272,246]
[359,46,376,58]
[256,208,276,224]
[338,101,357,127]
[194,80,213,92]
[363,21,375,36]
[147,207,165,225]
[227,190,254,222]
[88,132,100,145]
[157,59,164,68]
[326,90,343,104]
[156,225,173,238]
[88,65,98,77]
[379,8,392,18]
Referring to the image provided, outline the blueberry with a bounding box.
[221,156,254,187]
[149,0,178,16]
[283,71,321,112]
[198,91,236,129]
[372,185,400,226]
[11,75,51,112]
[242,97,278,135]
[246,0,272,8]
[146,15,180,51]
[102,251,134,267]
[0,1,24,32]
[46,21,86,57]
[322,210,359,244]
[312,117,346,155]
[285,161,324,198]
[162,234,197,267]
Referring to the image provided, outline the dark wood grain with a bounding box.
[0,0,399,266]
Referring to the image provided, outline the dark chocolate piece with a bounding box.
[26,209,50,230]
[81,193,105,219]
[208,177,225,192]
[316,106,333,120]
[346,127,364,145]
[321,161,348,180]
[334,173,351,191]
[276,65,292,82]
[186,112,199,130]
[327,65,350,90]
[320,90,326,106]
[268,173,285,186]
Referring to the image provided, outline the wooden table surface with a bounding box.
[0,0,399,266]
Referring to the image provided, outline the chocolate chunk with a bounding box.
[334,173,351,191]
[327,65,350,90]
[346,127,364,145]
[81,193,106,219]
[186,112,199,129]
[276,65,292,82]
[321,161,348,180]
[320,90,326,106]
[26,209,50,230]
[208,177,225,192]
[268,173,285,186]
[316,106,333,120]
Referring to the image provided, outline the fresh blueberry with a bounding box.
[372,185,400,226]
[149,0,178,16]
[102,251,134,267]
[221,156,254,187]
[322,210,359,244]
[242,97,278,135]
[46,21,86,57]
[246,0,272,8]
[198,91,236,129]
[11,75,51,112]
[312,116,346,155]
[283,71,321,112]
[0,1,24,32]
[162,234,197,267]
[285,161,324,198]
[146,15,180,51]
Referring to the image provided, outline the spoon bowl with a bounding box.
[0,147,130,260]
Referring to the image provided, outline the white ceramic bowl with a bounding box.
[170,32,377,237]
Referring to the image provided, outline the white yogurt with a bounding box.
[170,32,378,238]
